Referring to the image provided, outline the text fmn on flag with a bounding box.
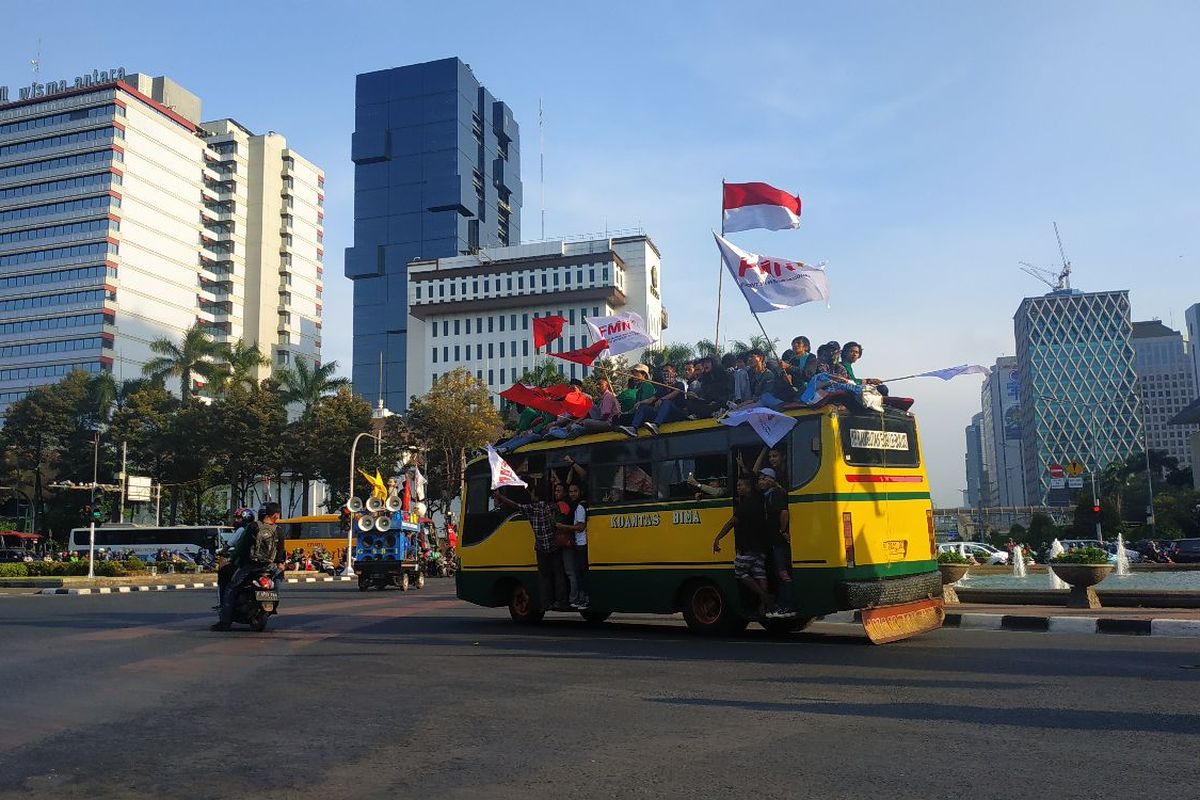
[713,233,828,314]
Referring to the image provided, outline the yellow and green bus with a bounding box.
[455,405,945,643]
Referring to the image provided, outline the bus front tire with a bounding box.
[507,583,545,625]
[681,581,747,636]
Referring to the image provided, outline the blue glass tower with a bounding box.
[346,58,521,410]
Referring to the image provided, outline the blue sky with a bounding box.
[4,0,1198,505]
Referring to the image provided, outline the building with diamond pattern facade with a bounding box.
[1014,289,1142,504]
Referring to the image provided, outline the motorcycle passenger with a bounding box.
[211,502,285,631]
[215,509,256,610]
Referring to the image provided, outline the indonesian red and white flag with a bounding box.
[486,445,528,490]
[722,181,802,233]
[585,311,655,356]
[714,233,828,314]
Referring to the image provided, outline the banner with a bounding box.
[585,311,656,356]
[487,445,528,490]
[713,233,828,314]
[532,315,566,348]
[718,406,797,447]
[722,181,802,233]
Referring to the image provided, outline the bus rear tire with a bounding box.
[681,581,746,636]
[507,583,545,625]
[580,610,611,624]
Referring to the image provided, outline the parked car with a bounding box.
[937,542,1009,565]
[1172,538,1200,564]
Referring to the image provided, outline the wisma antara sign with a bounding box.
[0,66,128,105]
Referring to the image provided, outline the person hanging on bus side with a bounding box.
[565,483,590,609]
[551,483,580,608]
[494,486,570,611]
[712,475,770,617]
[758,469,795,618]
[752,445,789,489]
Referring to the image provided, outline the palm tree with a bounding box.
[213,341,270,394]
[695,339,722,358]
[641,343,695,372]
[728,334,780,356]
[276,357,350,418]
[141,323,225,402]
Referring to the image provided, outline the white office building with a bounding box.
[405,234,666,403]
[0,70,323,416]
[1132,320,1197,469]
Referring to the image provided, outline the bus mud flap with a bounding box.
[860,598,945,644]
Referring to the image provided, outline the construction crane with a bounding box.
[1019,221,1072,292]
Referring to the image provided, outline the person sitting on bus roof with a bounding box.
[615,364,657,426]
[620,363,687,437]
[840,341,889,396]
[712,475,770,617]
[548,379,616,438]
[728,353,750,405]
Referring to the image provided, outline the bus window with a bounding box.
[657,453,728,500]
[839,412,919,468]
[463,460,511,546]
[789,416,822,488]
[590,441,656,504]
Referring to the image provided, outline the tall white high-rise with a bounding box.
[0,70,324,416]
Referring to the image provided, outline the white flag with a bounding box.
[410,465,427,501]
[718,406,797,447]
[486,445,528,490]
[585,310,656,356]
[911,364,991,381]
[714,232,828,314]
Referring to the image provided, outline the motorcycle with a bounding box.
[222,568,280,632]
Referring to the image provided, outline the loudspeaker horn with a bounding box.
[366,496,384,512]
[385,494,402,512]
[374,515,392,532]
[347,497,364,513]
[356,514,375,532]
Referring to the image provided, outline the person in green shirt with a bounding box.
[840,341,888,395]
[617,364,656,424]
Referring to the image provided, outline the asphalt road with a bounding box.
[1,581,1198,800]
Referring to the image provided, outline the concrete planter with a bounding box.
[1049,563,1114,608]
[938,563,970,604]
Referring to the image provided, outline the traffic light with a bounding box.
[339,507,352,533]
[92,506,104,521]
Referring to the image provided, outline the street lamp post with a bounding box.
[87,429,100,579]
[345,431,382,579]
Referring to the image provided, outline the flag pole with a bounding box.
[714,179,725,351]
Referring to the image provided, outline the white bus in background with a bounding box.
[68,525,235,559]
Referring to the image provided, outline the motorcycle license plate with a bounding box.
[255,591,279,602]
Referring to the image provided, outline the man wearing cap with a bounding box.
[757,468,795,618]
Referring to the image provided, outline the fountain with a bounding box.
[1115,534,1131,577]
[1011,543,1028,578]
[1047,539,1068,589]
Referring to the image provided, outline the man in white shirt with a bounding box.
[566,483,590,609]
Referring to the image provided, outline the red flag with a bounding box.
[722,181,802,233]
[550,339,609,366]
[499,383,569,416]
[532,315,567,348]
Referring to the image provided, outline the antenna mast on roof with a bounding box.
[31,38,41,78]
[539,97,545,240]
[1018,221,1073,292]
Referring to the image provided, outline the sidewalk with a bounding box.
[821,602,1200,638]
[0,572,354,595]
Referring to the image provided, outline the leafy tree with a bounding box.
[641,343,695,373]
[276,357,350,419]
[515,358,566,388]
[307,388,375,509]
[1026,512,1060,552]
[695,339,721,358]
[0,379,81,535]
[213,340,270,395]
[406,368,503,520]
[142,323,224,401]
[210,382,287,513]
[728,334,780,356]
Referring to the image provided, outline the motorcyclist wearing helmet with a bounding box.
[212,502,284,631]
[214,509,256,608]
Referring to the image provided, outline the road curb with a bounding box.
[816,610,1200,638]
[38,576,353,595]
[40,583,217,595]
